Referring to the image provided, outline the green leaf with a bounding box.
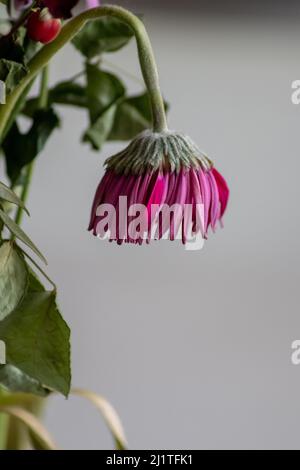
[108,92,152,141]
[0,365,49,397]
[0,271,56,397]
[0,291,71,396]
[108,92,169,142]
[49,81,88,108]
[0,241,28,321]
[83,65,125,150]
[72,17,134,59]
[27,269,45,293]
[83,104,118,151]
[3,108,60,185]
[21,33,41,64]
[2,78,36,142]
[0,58,27,94]
[23,81,88,118]
[0,181,29,215]
[0,209,47,265]
[86,64,125,121]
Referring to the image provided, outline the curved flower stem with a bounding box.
[0,5,168,139]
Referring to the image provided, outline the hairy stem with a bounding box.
[0,5,168,139]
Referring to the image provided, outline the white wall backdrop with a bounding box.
[14,5,300,449]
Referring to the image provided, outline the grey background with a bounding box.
[7,0,300,449]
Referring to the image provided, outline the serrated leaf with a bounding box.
[72,17,134,59]
[0,181,29,215]
[0,291,71,396]
[0,58,27,94]
[0,272,51,398]
[3,108,60,185]
[0,365,49,397]
[0,241,28,321]
[0,209,47,265]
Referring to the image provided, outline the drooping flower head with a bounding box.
[89,130,229,247]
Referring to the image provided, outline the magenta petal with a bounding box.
[89,164,229,244]
[212,167,229,217]
[88,170,113,230]
[197,169,211,234]
[207,170,220,231]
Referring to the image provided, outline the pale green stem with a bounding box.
[38,66,49,109]
[0,5,168,139]
[0,413,9,450]
[14,162,34,227]
[14,66,49,228]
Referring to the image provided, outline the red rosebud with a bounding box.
[27,9,61,44]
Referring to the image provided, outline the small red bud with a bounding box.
[26,10,62,44]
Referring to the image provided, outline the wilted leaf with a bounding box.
[0,58,27,94]
[0,241,28,321]
[0,209,47,265]
[0,365,49,396]
[0,290,71,396]
[72,388,127,450]
[0,405,57,449]
[72,17,134,59]
[0,181,29,215]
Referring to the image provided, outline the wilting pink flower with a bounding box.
[88,131,229,245]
